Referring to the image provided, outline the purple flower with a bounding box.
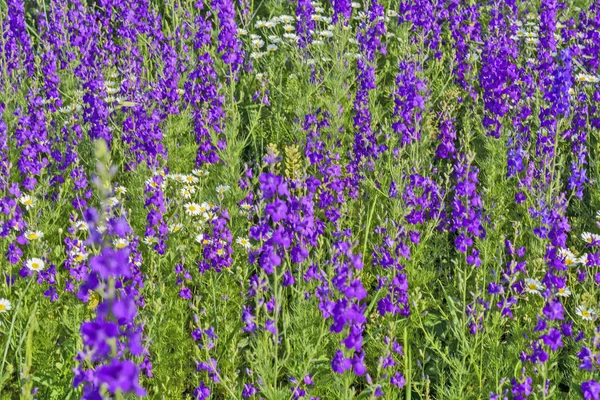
[96,360,146,397]
[90,248,132,279]
[540,328,563,351]
[582,380,600,400]
[391,372,406,388]
[332,350,352,374]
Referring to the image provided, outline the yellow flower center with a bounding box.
[582,310,590,317]
[32,263,40,270]
[189,206,197,212]
[173,226,181,232]
[116,243,127,249]
[0,304,6,311]
[75,254,85,262]
[528,284,538,290]
[27,233,39,240]
[565,259,573,265]
[24,199,33,205]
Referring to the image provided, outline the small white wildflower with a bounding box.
[524,278,544,295]
[25,230,44,241]
[576,305,596,321]
[19,195,35,209]
[170,223,183,233]
[143,236,159,245]
[236,237,252,249]
[114,238,130,249]
[26,258,45,272]
[581,232,600,245]
[185,203,202,216]
[0,299,12,313]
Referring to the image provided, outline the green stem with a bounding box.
[0,278,34,389]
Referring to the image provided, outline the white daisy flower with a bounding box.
[73,252,88,263]
[283,24,295,33]
[237,28,248,36]
[578,253,588,265]
[19,195,35,209]
[466,52,479,63]
[319,30,333,38]
[575,305,596,321]
[255,20,267,29]
[203,210,217,221]
[558,248,578,266]
[25,230,44,241]
[314,6,324,13]
[268,35,282,43]
[185,203,202,216]
[596,210,600,220]
[198,202,211,214]
[180,188,192,199]
[26,258,45,272]
[351,1,360,8]
[252,38,265,48]
[170,223,183,233]
[556,287,571,297]
[283,33,298,41]
[279,15,294,24]
[115,186,127,195]
[172,174,186,183]
[387,9,398,17]
[267,44,278,52]
[524,278,544,295]
[114,238,130,249]
[184,175,199,184]
[106,197,119,207]
[196,233,211,245]
[581,232,600,245]
[145,178,160,189]
[576,74,599,84]
[143,236,159,245]
[240,203,252,212]
[183,185,196,194]
[236,237,252,249]
[251,52,266,60]
[0,299,12,313]
[264,20,277,28]
[216,185,231,195]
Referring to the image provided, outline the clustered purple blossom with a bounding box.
[212,0,245,74]
[392,60,426,148]
[185,12,226,167]
[296,0,315,49]
[73,215,146,398]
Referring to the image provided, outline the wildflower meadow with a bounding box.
[1,0,600,398]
